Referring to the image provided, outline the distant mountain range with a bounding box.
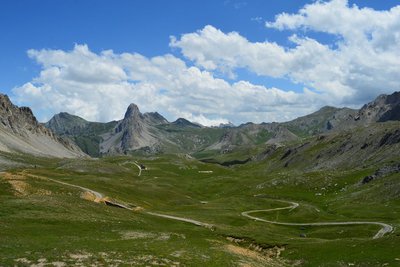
[41,91,400,158]
[0,91,399,161]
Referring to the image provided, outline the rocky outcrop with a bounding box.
[118,104,157,150]
[378,129,400,147]
[100,104,160,154]
[357,91,400,123]
[361,164,400,184]
[0,94,85,158]
[1,94,47,136]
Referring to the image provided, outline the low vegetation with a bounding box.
[1,145,399,266]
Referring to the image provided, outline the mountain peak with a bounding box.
[318,106,339,112]
[124,103,142,119]
[0,94,18,114]
[358,91,400,122]
[385,91,400,105]
[46,112,90,135]
[52,112,86,122]
[0,93,12,104]
[0,93,39,132]
[58,111,73,117]
[0,94,85,157]
[172,118,202,128]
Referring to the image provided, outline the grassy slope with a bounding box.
[0,124,399,266]
[0,158,238,266]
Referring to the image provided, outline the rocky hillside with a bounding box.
[356,91,400,123]
[46,112,117,157]
[255,121,400,171]
[0,94,85,158]
[283,106,357,136]
[47,105,227,156]
[99,104,227,155]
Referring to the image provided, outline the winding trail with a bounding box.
[120,161,142,177]
[146,212,215,230]
[23,172,213,229]
[132,162,142,177]
[14,171,392,239]
[46,176,104,201]
[241,200,393,239]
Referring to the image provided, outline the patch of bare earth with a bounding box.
[120,230,185,241]
[2,172,51,196]
[224,237,300,267]
[2,172,29,196]
[80,191,98,202]
[14,257,67,267]
[65,251,181,266]
[225,244,288,267]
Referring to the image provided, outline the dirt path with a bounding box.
[146,211,215,230]
[131,161,142,177]
[241,200,393,239]
[22,172,110,204]
[47,177,104,200]
[14,170,391,239]
[120,161,142,177]
[22,171,213,229]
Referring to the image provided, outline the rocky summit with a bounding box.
[102,103,159,154]
[356,91,400,123]
[0,94,85,158]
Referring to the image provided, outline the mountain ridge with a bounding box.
[44,91,400,157]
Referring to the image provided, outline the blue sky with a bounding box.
[0,0,304,90]
[1,0,399,125]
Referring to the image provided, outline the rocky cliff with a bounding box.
[357,91,400,123]
[100,104,161,154]
[0,94,85,158]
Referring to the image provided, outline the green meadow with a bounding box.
[1,152,399,266]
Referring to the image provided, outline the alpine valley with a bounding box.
[0,91,399,266]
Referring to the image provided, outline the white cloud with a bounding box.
[171,1,400,104]
[13,44,321,126]
[266,0,400,45]
[13,1,399,126]
[169,25,351,98]
[28,44,127,84]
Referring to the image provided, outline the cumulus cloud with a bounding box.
[13,44,321,126]
[13,1,399,126]
[171,0,400,104]
[267,0,400,44]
